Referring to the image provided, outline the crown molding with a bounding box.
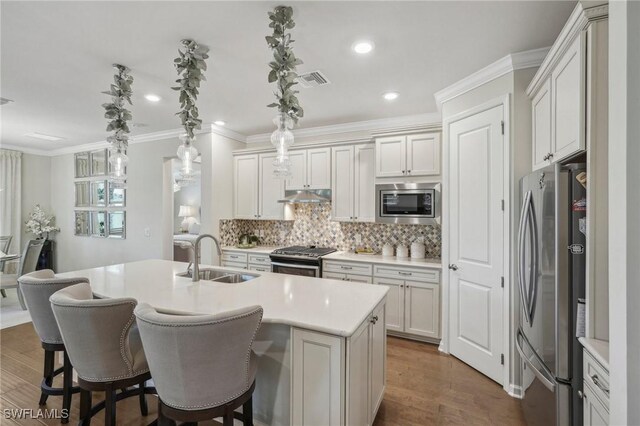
[0,143,52,156]
[434,47,550,110]
[244,113,442,145]
[526,2,608,96]
[233,136,375,155]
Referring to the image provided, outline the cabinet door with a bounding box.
[375,136,406,177]
[292,328,344,426]
[258,153,285,220]
[233,155,258,219]
[532,78,553,170]
[323,271,346,281]
[404,281,440,338]
[286,150,307,190]
[369,302,386,423]
[552,34,585,162]
[406,133,440,176]
[307,147,331,189]
[373,277,404,332]
[331,146,354,221]
[583,383,609,426]
[346,274,373,284]
[354,144,376,222]
[346,319,370,426]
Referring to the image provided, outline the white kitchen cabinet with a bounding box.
[373,277,404,332]
[531,77,553,170]
[292,328,344,426]
[259,153,285,220]
[233,155,258,219]
[369,302,385,422]
[331,144,375,222]
[233,154,284,220]
[583,384,608,426]
[375,133,440,178]
[324,271,373,284]
[286,147,331,190]
[404,280,440,339]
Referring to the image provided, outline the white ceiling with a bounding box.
[1,1,575,151]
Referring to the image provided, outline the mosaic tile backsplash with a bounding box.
[219,203,441,258]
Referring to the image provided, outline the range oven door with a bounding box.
[270,260,320,277]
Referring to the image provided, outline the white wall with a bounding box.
[608,1,640,423]
[21,153,52,247]
[51,131,242,272]
[173,162,201,230]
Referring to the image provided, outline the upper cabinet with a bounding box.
[286,147,331,190]
[233,153,285,220]
[375,133,440,178]
[529,32,586,170]
[332,143,375,222]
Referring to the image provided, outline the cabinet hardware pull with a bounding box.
[591,374,610,395]
[548,153,554,159]
[407,170,411,174]
[340,266,353,270]
[448,264,459,271]
[402,170,406,174]
[399,271,412,276]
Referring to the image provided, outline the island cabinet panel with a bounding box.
[292,328,345,426]
[346,318,371,426]
[369,302,386,422]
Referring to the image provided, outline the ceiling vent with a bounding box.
[0,97,14,105]
[297,71,330,89]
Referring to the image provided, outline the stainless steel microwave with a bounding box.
[375,183,440,225]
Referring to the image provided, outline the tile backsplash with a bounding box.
[219,203,441,258]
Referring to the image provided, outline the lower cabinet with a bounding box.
[324,271,373,283]
[373,276,440,339]
[583,349,609,425]
[291,301,386,426]
[221,250,271,271]
[583,384,608,426]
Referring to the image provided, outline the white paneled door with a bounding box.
[448,104,505,384]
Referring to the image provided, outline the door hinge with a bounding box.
[501,120,504,135]
[501,276,504,288]
[501,199,504,211]
[501,354,504,365]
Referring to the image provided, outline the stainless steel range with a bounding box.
[270,246,337,277]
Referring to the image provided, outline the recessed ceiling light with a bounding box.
[214,120,226,126]
[383,92,399,101]
[25,132,64,141]
[353,41,374,54]
[144,94,161,102]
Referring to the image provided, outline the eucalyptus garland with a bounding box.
[266,5,303,123]
[102,64,133,145]
[172,39,209,139]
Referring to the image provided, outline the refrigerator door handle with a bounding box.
[517,190,533,324]
[516,329,556,393]
[527,199,540,323]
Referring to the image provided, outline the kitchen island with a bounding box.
[58,259,388,426]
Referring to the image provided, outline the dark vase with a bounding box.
[36,239,54,271]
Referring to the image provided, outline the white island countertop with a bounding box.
[57,259,388,337]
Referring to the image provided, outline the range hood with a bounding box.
[278,189,331,204]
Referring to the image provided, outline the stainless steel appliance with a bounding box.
[270,246,337,277]
[375,183,440,225]
[516,164,586,426]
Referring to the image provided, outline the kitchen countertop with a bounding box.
[323,251,442,269]
[58,259,388,337]
[221,246,279,255]
[579,337,609,369]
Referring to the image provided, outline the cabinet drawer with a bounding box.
[584,350,610,409]
[324,261,372,276]
[323,271,346,281]
[373,265,439,283]
[248,265,270,272]
[248,254,271,265]
[221,261,247,270]
[323,271,372,283]
[222,252,248,263]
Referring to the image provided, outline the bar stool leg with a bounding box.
[79,389,91,426]
[139,379,148,416]
[39,349,55,405]
[61,351,73,423]
[243,396,253,426]
[223,410,234,426]
[104,383,116,426]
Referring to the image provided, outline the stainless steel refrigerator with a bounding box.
[516,164,586,426]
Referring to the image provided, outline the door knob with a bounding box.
[448,264,459,271]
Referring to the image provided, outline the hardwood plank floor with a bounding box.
[1,324,523,425]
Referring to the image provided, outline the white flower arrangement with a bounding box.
[25,204,60,239]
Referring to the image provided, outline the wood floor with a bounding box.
[0,324,524,425]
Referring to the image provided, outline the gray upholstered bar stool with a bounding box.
[134,303,263,426]
[50,282,154,426]
[0,239,44,308]
[18,270,86,423]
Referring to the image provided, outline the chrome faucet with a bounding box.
[192,234,223,282]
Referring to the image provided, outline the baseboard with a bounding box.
[507,384,523,399]
[387,331,440,345]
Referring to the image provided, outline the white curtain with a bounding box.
[0,149,22,261]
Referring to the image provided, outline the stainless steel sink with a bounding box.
[176,268,258,283]
[176,268,231,280]
[211,274,257,284]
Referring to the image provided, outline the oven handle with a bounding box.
[271,262,320,271]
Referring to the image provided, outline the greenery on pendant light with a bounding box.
[172,39,209,139]
[266,5,304,123]
[102,64,133,143]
